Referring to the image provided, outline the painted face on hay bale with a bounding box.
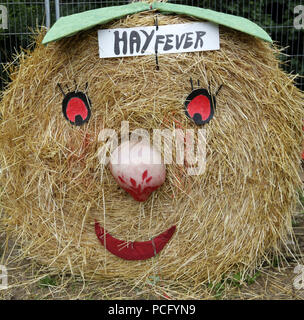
[0,3,303,284]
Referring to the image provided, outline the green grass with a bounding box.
[39,276,57,287]
[208,280,225,299]
[228,271,261,286]
[208,271,261,299]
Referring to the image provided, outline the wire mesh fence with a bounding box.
[0,0,303,91]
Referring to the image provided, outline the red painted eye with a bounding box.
[185,88,215,125]
[66,97,88,123]
[62,92,91,126]
[187,95,211,121]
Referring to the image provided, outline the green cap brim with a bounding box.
[42,1,272,45]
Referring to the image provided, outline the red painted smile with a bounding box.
[95,221,176,260]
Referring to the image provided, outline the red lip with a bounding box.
[95,220,176,260]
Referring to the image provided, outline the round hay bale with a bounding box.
[0,2,303,289]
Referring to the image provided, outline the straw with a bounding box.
[0,7,303,292]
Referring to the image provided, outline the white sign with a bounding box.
[98,22,219,58]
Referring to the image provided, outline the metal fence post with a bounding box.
[55,0,60,21]
[44,0,51,29]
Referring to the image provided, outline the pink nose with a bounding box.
[109,140,166,202]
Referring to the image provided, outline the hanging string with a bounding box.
[154,15,159,71]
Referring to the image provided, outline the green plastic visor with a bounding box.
[42,1,272,45]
